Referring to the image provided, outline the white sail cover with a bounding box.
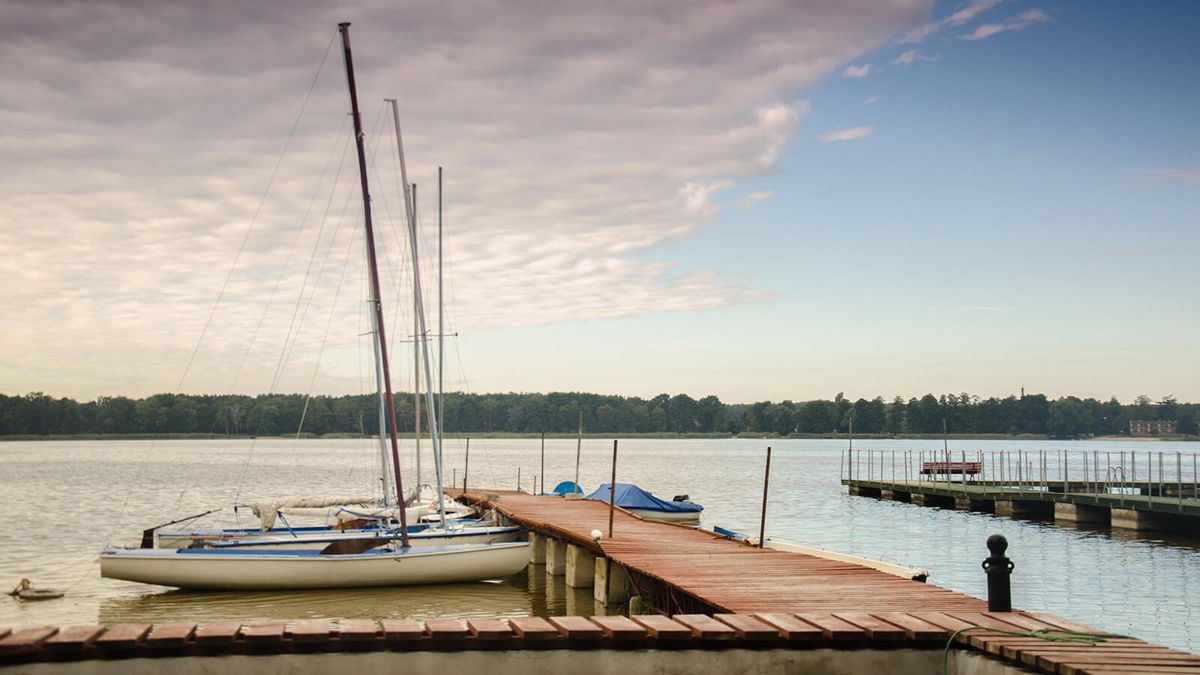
[242,496,378,530]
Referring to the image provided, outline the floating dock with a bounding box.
[3,486,1197,673]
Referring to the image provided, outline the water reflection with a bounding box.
[98,576,533,624]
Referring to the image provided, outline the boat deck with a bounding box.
[450,488,984,614]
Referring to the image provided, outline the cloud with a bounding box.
[819,126,874,142]
[1142,167,1200,182]
[961,8,1051,41]
[901,0,1002,43]
[893,49,939,66]
[864,94,883,104]
[0,0,929,398]
[737,191,772,208]
[842,63,871,78]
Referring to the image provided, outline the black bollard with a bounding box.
[982,534,1014,612]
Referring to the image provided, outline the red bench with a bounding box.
[920,461,981,476]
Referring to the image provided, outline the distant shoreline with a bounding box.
[2,431,1194,442]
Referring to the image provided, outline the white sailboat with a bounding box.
[100,22,526,589]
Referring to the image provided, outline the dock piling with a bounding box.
[983,534,1013,612]
[759,447,772,548]
[608,440,618,539]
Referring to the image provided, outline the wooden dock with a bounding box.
[453,488,982,614]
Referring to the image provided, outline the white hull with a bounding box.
[627,508,701,524]
[100,542,530,590]
[211,526,520,551]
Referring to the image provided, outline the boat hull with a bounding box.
[210,526,521,551]
[627,508,701,524]
[100,542,531,590]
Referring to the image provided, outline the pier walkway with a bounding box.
[451,488,985,614]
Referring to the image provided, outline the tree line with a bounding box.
[0,391,1195,439]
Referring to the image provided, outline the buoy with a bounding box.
[590,529,602,541]
[8,578,65,601]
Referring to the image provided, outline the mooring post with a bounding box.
[540,432,545,495]
[759,446,772,548]
[463,438,470,493]
[983,534,1013,612]
[517,467,521,492]
[608,439,618,539]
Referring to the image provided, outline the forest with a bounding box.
[1,390,1196,439]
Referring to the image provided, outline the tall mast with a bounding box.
[384,98,421,502]
[412,184,421,497]
[338,22,408,545]
[387,100,448,525]
[438,166,444,482]
[368,240,392,505]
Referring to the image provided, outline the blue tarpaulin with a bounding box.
[584,483,703,513]
[550,481,584,495]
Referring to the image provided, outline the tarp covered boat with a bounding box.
[584,483,703,524]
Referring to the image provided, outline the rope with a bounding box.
[942,624,1128,675]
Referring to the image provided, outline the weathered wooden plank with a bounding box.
[240,621,286,646]
[424,618,468,641]
[753,613,823,642]
[590,615,647,640]
[871,612,947,641]
[289,619,333,644]
[0,626,59,655]
[467,617,513,641]
[631,615,691,640]
[673,614,737,641]
[712,614,778,642]
[94,623,151,651]
[834,612,906,642]
[337,619,378,643]
[794,613,867,642]
[194,621,242,647]
[547,616,603,640]
[45,625,105,653]
[507,616,558,641]
[378,619,424,642]
[146,622,197,648]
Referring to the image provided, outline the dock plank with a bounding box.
[589,616,647,640]
[194,621,242,648]
[94,623,151,651]
[0,627,58,656]
[146,622,197,648]
[45,625,105,653]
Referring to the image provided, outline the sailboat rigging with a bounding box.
[98,22,527,589]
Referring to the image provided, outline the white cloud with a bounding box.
[961,8,1051,41]
[0,0,929,398]
[1142,167,1200,182]
[819,126,874,142]
[737,191,772,208]
[864,94,883,104]
[894,49,939,66]
[842,63,871,78]
[901,0,1002,43]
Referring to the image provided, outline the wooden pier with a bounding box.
[845,448,1200,533]
[452,488,982,614]
[3,487,1196,673]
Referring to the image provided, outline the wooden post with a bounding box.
[759,446,772,548]
[517,466,521,492]
[463,438,470,493]
[608,439,618,539]
[540,432,545,495]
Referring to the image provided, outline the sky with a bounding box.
[0,0,1197,404]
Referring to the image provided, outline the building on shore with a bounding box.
[1129,419,1177,436]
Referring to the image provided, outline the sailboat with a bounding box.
[100,22,527,589]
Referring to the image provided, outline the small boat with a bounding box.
[99,541,530,590]
[205,524,521,551]
[584,483,703,524]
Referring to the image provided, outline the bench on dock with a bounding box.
[920,461,981,477]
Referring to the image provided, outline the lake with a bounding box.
[1,437,1197,652]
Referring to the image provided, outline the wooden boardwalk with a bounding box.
[452,489,985,614]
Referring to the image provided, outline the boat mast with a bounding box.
[387,100,448,525]
[413,184,422,498]
[338,22,408,545]
[384,98,421,503]
[438,166,444,484]
[368,241,392,506]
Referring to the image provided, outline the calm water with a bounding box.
[1,438,1197,652]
